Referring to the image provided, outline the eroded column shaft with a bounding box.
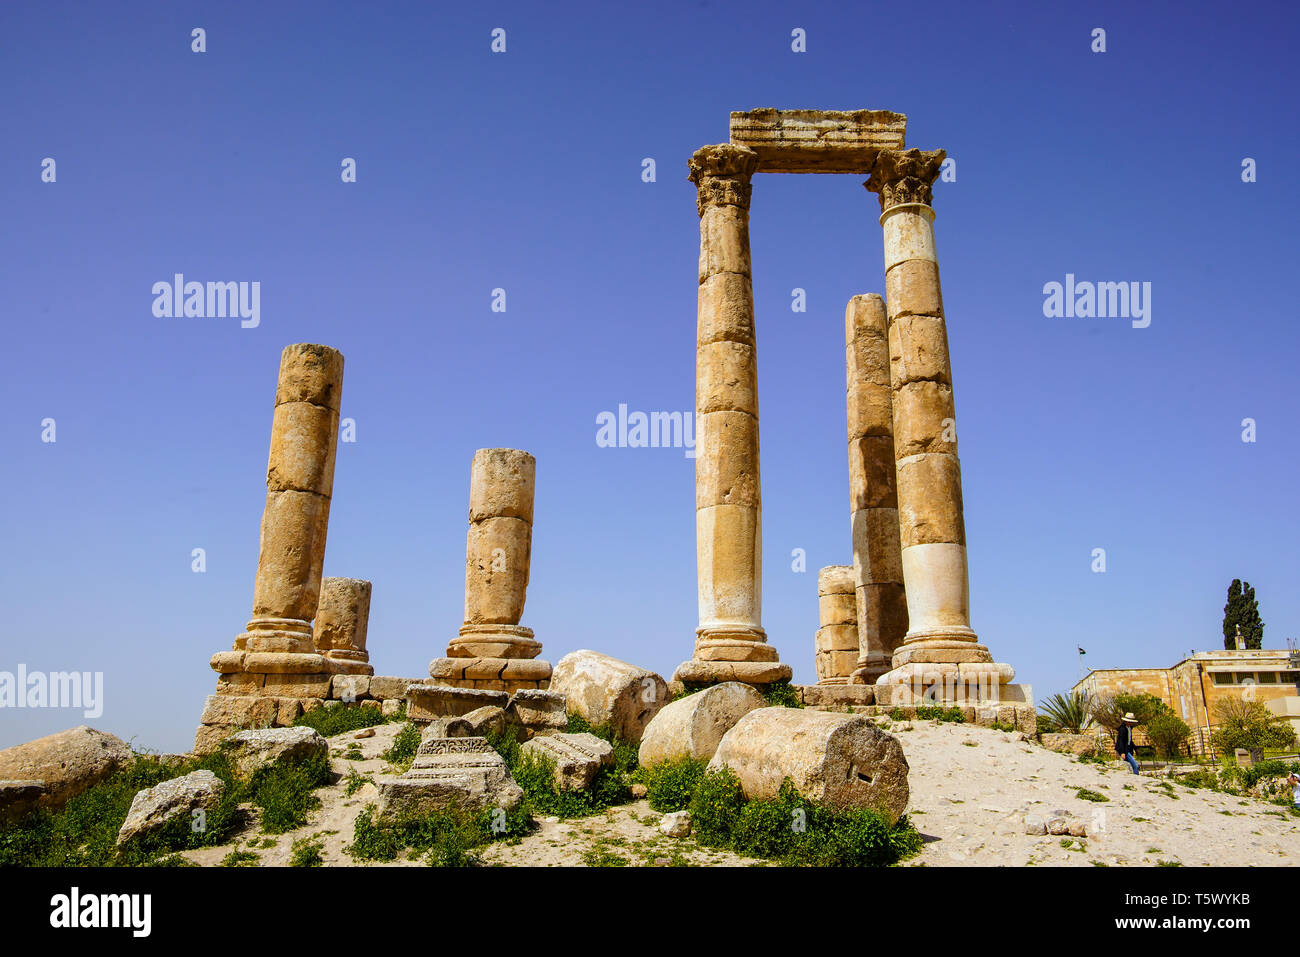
[314,577,374,676]
[243,344,343,656]
[814,565,858,684]
[429,448,550,692]
[845,294,908,683]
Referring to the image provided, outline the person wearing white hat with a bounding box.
[1115,712,1140,774]
[1287,770,1300,807]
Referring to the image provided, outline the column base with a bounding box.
[428,655,551,694]
[672,658,792,686]
[875,660,1017,707]
[237,618,317,655]
[849,653,892,685]
[816,676,849,686]
[446,623,541,660]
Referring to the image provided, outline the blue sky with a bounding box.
[2,1,1296,752]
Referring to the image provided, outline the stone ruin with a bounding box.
[673,109,1029,719]
[193,105,1034,769]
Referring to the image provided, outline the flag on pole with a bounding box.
[1077,647,1087,655]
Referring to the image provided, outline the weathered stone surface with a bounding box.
[468,448,535,524]
[695,411,760,509]
[406,684,509,722]
[659,810,692,838]
[891,382,957,456]
[331,674,372,701]
[674,659,792,685]
[116,770,225,848]
[520,733,614,791]
[885,258,944,320]
[0,780,46,823]
[0,726,132,811]
[461,706,507,738]
[267,400,339,496]
[314,577,372,668]
[895,453,966,547]
[697,341,758,416]
[729,109,908,174]
[694,504,762,628]
[639,682,768,767]
[274,342,344,411]
[248,489,331,623]
[369,676,423,700]
[377,737,522,819]
[506,689,568,736]
[463,517,532,625]
[798,684,875,708]
[421,715,473,739]
[550,650,669,743]
[709,708,909,822]
[697,272,756,346]
[222,726,328,779]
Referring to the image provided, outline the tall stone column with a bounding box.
[845,294,908,684]
[197,344,344,751]
[314,577,374,676]
[814,565,858,685]
[429,448,552,693]
[674,144,791,687]
[864,150,1012,700]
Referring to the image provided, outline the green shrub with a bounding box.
[689,774,921,867]
[1146,712,1192,758]
[487,724,634,818]
[382,723,421,771]
[220,849,259,867]
[688,767,748,847]
[288,834,325,867]
[761,681,802,709]
[246,752,332,834]
[348,802,528,865]
[1242,759,1300,791]
[294,704,389,737]
[915,705,965,723]
[1211,700,1297,753]
[1074,788,1109,803]
[638,758,708,812]
[0,751,247,867]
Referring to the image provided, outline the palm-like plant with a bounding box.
[1038,690,1093,733]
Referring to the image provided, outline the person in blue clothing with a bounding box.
[1115,712,1140,774]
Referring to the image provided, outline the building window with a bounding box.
[1257,671,1278,684]
[1212,672,1234,686]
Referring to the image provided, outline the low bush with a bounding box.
[381,723,421,772]
[348,802,529,866]
[643,758,920,866]
[294,704,390,737]
[0,742,333,866]
[637,758,708,812]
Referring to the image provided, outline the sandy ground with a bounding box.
[177,718,1300,867]
[893,720,1300,867]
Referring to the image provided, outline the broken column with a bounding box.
[845,294,908,684]
[674,143,791,688]
[864,149,1013,702]
[814,566,858,685]
[427,448,551,694]
[313,577,374,676]
[196,344,344,752]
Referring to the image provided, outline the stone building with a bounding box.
[1072,649,1300,753]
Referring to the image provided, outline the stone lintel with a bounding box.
[729,108,907,174]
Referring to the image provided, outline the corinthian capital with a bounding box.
[864,148,946,211]
[688,144,759,217]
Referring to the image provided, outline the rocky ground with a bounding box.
[177,719,1300,867]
